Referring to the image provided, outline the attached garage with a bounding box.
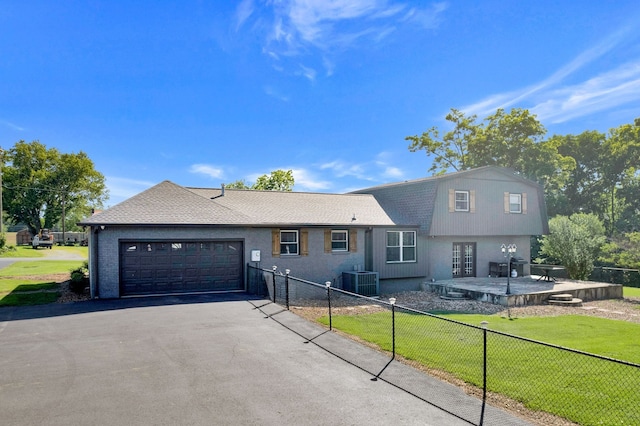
[79,180,395,299]
[120,240,244,296]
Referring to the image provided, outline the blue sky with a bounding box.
[2,1,640,207]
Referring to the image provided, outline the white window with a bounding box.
[455,191,469,212]
[386,231,416,263]
[331,230,348,252]
[280,230,299,255]
[509,193,522,213]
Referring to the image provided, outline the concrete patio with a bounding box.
[422,275,623,307]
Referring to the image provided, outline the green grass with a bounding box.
[0,260,84,276]
[441,313,640,362]
[0,278,62,306]
[0,246,47,258]
[0,291,60,306]
[0,279,59,293]
[0,244,89,258]
[320,311,640,425]
[54,245,88,257]
[624,286,640,298]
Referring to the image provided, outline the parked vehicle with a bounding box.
[32,228,54,249]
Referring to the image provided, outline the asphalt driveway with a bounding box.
[0,294,530,425]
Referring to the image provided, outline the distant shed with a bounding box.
[16,229,33,245]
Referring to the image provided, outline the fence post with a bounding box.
[390,298,396,358]
[285,269,290,310]
[372,297,396,381]
[325,281,332,331]
[480,321,488,426]
[272,266,277,303]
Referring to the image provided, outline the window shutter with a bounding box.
[272,229,280,257]
[349,229,357,252]
[522,192,528,214]
[301,229,309,256]
[324,229,332,253]
[448,189,455,212]
[470,190,476,213]
[504,192,510,214]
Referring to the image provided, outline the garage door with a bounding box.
[120,240,244,296]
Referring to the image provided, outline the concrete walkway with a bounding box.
[0,294,531,426]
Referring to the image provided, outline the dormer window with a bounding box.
[455,191,469,211]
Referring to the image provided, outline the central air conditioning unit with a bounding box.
[342,271,379,297]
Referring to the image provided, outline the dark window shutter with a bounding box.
[324,229,332,253]
[272,229,280,257]
[349,229,357,252]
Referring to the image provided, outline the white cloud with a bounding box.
[375,151,406,179]
[291,168,332,191]
[105,176,156,206]
[264,85,290,101]
[402,2,448,29]
[461,24,640,124]
[1,120,25,131]
[297,64,317,82]
[189,164,225,179]
[382,166,403,178]
[235,0,255,31]
[241,1,447,79]
[320,160,370,179]
[532,61,640,124]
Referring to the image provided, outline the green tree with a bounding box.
[539,213,606,280]
[224,179,250,189]
[468,108,547,172]
[3,140,107,236]
[600,232,640,269]
[226,169,295,192]
[407,108,571,195]
[253,169,294,191]
[601,120,640,235]
[406,108,478,173]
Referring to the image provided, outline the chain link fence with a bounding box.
[247,264,640,425]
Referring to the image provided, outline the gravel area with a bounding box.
[379,290,640,323]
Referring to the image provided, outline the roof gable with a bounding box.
[79,181,252,226]
[80,181,397,227]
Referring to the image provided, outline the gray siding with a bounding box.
[427,235,532,281]
[89,225,367,298]
[370,227,428,280]
[430,168,547,236]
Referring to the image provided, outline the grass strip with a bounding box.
[320,311,640,425]
[0,246,47,258]
[0,292,60,306]
[624,286,640,298]
[0,279,58,293]
[0,260,84,276]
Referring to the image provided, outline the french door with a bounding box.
[452,242,476,278]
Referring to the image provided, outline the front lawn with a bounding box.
[0,279,59,293]
[0,278,62,307]
[319,311,640,425]
[0,246,47,258]
[0,291,60,306]
[0,260,84,276]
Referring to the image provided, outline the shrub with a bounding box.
[69,261,89,294]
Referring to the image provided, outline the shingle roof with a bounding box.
[350,166,545,233]
[79,181,398,227]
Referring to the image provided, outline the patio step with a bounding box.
[548,293,582,306]
[440,291,468,301]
